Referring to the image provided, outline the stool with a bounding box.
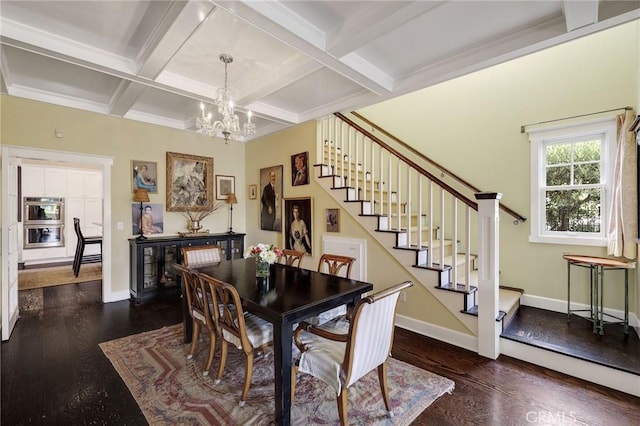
[72,217,102,277]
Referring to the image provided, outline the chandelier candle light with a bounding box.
[196,53,256,143]
[244,243,283,278]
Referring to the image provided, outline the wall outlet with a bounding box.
[117,222,124,230]
[400,290,407,303]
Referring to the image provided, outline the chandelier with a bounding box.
[196,53,256,143]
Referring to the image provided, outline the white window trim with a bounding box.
[528,117,617,246]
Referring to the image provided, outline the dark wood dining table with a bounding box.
[182,258,373,426]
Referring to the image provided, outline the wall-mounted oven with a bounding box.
[23,197,65,249]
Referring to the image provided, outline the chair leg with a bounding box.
[215,341,228,384]
[239,351,254,407]
[377,363,393,417]
[203,331,216,376]
[291,364,298,403]
[187,322,200,360]
[73,242,83,277]
[337,388,348,426]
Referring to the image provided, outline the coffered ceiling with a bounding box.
[1,1,638,141]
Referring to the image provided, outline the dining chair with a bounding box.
[72,217,102,277]
[313,253,356,324]
[199,272,274,406]
[292,280,413,425]
[173,263,218,377]
[278,249,306,268]
[181,245,222,267]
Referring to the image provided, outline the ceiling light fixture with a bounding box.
[196,53,256,143]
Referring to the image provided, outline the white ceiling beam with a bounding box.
[563,0,600,32]
[136,1,215,79]
[0,46,13,93]
[108,80,148,117]
[326,1,445,58]
[213,0,393,94]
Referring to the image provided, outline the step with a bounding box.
[460,288,522,323]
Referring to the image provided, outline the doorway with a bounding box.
[1,145,113,340]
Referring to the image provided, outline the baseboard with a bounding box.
[521,293,640,333]
[104,289,130,303]
[395,314,477,353]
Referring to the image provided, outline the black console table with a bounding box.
[129,233,245,304]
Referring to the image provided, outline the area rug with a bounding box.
[18,263,102,290]
[100,324,454,425]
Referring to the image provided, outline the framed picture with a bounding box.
[284,197,312,255]
[249,184,257,200]
[326,208,340,232]
[166,151,213,212]
[291,151,309,186]
[132,202,163,236]
[131,160,158,193]
[216,175,235,200]
[259,165,283,231]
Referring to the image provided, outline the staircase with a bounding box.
[315,114,523,346]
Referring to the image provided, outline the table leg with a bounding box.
[273,320,293,426]
[624,269,629,335]
[566,261,571,321]
[597,266,604,335]
[182,280,193,344]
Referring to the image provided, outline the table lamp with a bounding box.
[226,192,237,234]
[133,188,150,240]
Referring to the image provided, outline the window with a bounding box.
[529,118,616,246]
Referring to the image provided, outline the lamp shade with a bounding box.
[226,193,237,204]
[133,189,150,202]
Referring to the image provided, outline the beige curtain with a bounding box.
[607,109,637,259]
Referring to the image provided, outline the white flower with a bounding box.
[244,243,283,265]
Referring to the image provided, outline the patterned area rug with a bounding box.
[100,324,454,425]
[18,263,102,290]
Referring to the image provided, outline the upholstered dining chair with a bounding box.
[198,272,274,407]
[313,253,356,324]
[72,217,102,277]
[292,280,413,425]
[278,249,306,268]
[181,245,222,267]
[173,263,218,377]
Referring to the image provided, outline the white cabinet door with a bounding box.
[67,170,87,198]
[21,165,45,197]
[67,170,102,198]
[85,171,103,198]
[45,168,67,197]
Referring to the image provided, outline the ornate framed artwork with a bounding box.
[291,151,309,186]
[215,175,235,200]
[249,184,257,200]
[326,208,340,232]
[284,197,313,255]
[131,160,158,193]
[259,165,283,231]
[166,151,214,212]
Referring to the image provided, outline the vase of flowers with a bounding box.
[244,243,282,277]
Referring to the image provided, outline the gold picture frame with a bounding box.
[249,184,257,200]
[166,151,214,212]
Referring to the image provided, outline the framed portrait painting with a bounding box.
[166,152,214,212]
[291,151,309,186]
[132,202,163,236]
[215,175,235,200]
[249,184,257,200]
[131,160,158,193]
[284,197,312,255]
[259,165,283,231]
[326,208,340,232]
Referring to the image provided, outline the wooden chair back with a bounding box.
[317,253,355,278]
[278,249,306,268]
[181,245,222,267]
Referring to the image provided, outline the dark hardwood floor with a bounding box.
[2,281,639,425]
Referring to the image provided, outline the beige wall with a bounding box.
[1,96,245,295]
[358,20,640,313]
[1,20,637,332]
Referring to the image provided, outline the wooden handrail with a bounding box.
[334,112,478,213]
[341,112,527,223]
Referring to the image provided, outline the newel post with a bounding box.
[475,192,502,359]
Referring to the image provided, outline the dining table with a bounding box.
[181,258,373,426]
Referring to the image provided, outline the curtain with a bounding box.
[607,109,637,259]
